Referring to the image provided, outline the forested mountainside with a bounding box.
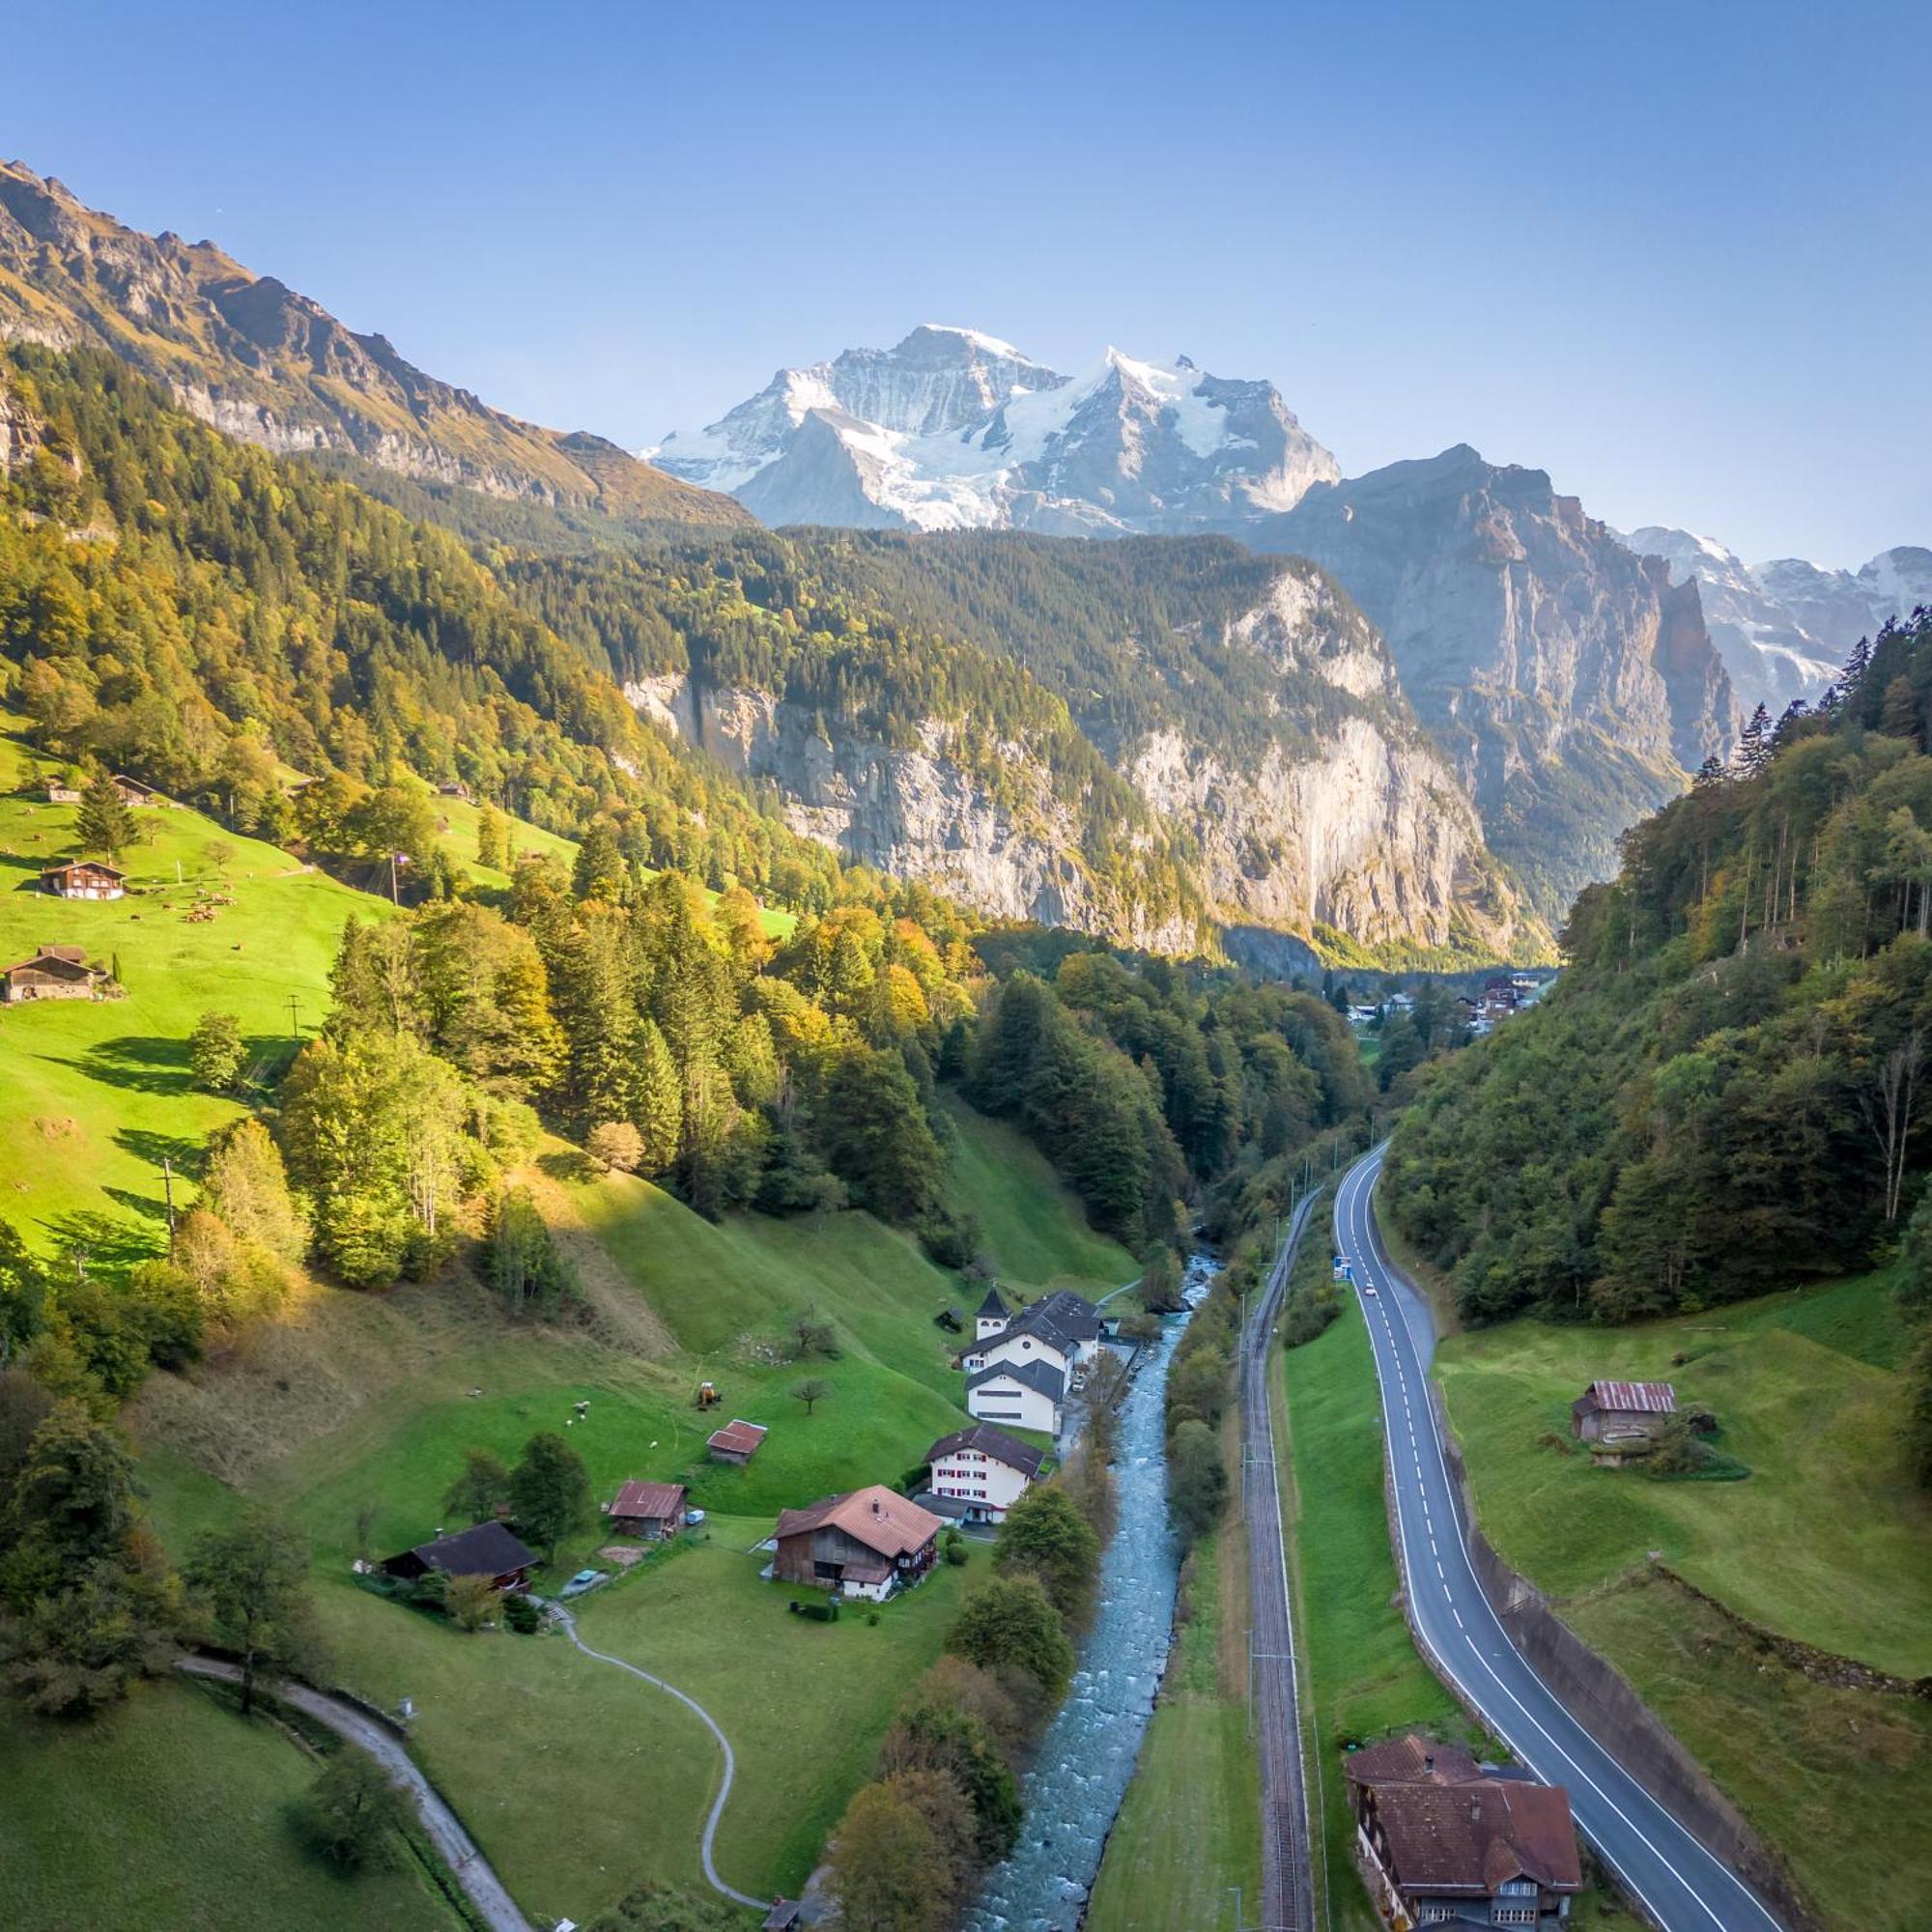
[1257,444,1741,923]
[1384,608,1932,1468]
[506,529,1546,962]
[0,161,745,527]
[0,345,838,900]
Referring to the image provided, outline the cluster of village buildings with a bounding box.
[1348,974,1541,1039]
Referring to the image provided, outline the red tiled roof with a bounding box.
[774,1485,943,1559]
[708,1418,767,1456]
[608,1480,686,1520]
[1579,1380,1677,1414]
[1344,1735,1482,1787]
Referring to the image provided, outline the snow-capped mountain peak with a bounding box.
[650,327,1338,535]
[1619,526,1930,715]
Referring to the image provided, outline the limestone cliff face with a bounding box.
[626,672,1198,952]
[1259,445,1740,917]
[627,556,1544,961]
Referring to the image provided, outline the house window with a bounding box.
[1501,1881,1536,1896]
[1492,1910,1537,1925]
[812,1560,841,1580]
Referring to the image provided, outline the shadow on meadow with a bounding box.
[59,1035,193,1096]
[37,1208,165,1273]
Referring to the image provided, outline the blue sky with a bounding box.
[12,1,1928,563]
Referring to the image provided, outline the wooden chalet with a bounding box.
[40,860,126,900]
[381,1521,537,1592]
[604,1480,688,1539]
[1345,1735,1581,1929]
[43,778,81,805]
[2,944,103,1003]
[772,1486,942,1602]
[707,1417,768,1465]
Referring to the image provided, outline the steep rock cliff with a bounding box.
[1258,445,1739,918]
[594,533,1544,962]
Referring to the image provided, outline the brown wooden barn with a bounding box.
[707,1417,768,1465]
[604,1480,688,1539]
[1571,1380,1677,1443]
[771,1486,942,1602]
[2,944,103,1003]
[381,1521,537,1592]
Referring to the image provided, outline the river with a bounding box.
[961,1254,1215,1931]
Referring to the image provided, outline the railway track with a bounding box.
[1239,1188,1320,1932]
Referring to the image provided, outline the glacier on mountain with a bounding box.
[649,324,1338,534]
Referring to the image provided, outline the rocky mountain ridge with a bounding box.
[1257,445,1740,919]
[0,160,747,527]
[555,532,1545,962]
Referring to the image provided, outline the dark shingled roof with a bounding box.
[924,1422,1045,1479]
[966,1358,1065,1402]
[975,1284,1008,1320]
[397,1520,535,1577]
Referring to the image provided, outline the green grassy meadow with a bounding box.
[117,1086,1120,1921]
[0,740,386,1248]
[1435,1271,1931,1675]
[0,1678,463,1931]
[939,1094,1138,1302]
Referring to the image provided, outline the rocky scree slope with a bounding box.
[0,159,747,526]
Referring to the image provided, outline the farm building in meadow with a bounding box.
[40,860,126,900]
[110,774,173,807]
[43,778,81,805]
[708,1417,768,1465]
[1345,1734,1581,1930]
[381,1521,537,1593]
[966,1358,1064,1435]
[604,1480,688,1539]
[2,944,104,1003]
[1571,1380,1678,1444]
[924,1422,1044,1523]
[772,1486,943,1602]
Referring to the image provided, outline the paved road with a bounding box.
[1334,1149,1787,1932]
[545,1602,770,1913]
[1240,1190,1320,1932]
[176,1655,532,1932]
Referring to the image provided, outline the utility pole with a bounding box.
[160,1156,177,1250]
[287,992,300,1039]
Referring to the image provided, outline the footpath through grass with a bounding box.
[0,1678,462,1932]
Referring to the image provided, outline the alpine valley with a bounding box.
[2,158,1924,961]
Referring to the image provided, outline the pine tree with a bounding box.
[1733,704,1774,777]
[632,1017,683,1174]
[74,769,136,862]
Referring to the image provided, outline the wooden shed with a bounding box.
[1571,1380,1677,1443]
[604,1480,688,1539]
[381,1520,537,1592]
[2,944,103,1003]
[707,1418,768,1465]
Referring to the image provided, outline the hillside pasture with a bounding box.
[1435,1270,1932,1676]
